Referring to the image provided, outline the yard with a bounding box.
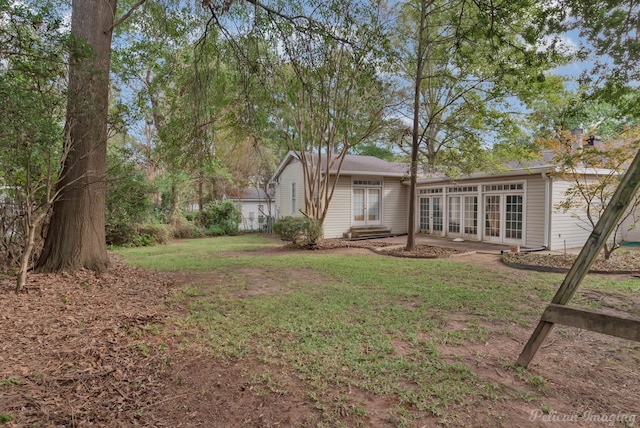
[1,235,638,427]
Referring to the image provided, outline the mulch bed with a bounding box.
[503,250,640,274]
[378,244,470,258]
[0,257,182,427]
[307,240,470,258]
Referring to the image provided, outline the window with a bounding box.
[448,196,461,233]
[485,195,501,237]
[432,197,443,232]
[505,195,523,239]
[419,197,429,230]
[463,196,478,235]
[290,182,296,215]
[447,186,478,193]
[483,183,523,192]
[419,188,443,194]
[353,179,381,186]
[353,188,365,221]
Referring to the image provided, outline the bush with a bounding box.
[136,223,170,245]
[108,223,169,248]
[273,216,323,246]
[105,146,154,246]
[200,200,241,236]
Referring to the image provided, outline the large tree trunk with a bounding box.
[406,0,428,252]
[36,0,117,273]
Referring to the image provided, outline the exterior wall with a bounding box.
[623,216,640,242]
[549,179,597,250]
[274,159,305,218]
[236,200,267,231]
[415,174,547,248]
[323,175,352,239]
[522,175,547,248]
[383,177,408,235]
[314,175,409,239]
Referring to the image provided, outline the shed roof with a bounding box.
[224,188,272,201]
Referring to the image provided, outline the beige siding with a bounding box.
[275,159,305,218]
[383,177,408,234]
[623,216,640,242]
[549,179,594,250]
[523,175,546,247]
[323,175,352,239]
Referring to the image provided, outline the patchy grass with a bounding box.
[116,235,278,270]
[117,236,640,425]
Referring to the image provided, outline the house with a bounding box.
[224,188,274,231]
[271,150,639,249]
[270,152,409,238]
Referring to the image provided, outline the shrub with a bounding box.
[200,200,241,236]
[136,223,170,245]
[273,216,323,246]
[105,146,154,246]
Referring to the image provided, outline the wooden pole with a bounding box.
[517,149,640,367]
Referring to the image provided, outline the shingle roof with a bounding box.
[225,188,271,201]
[271,151,410,181]
[329,154,409,175]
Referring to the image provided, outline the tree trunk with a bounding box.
[406,0,428,252]
[36,0,117,273]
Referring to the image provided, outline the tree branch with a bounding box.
[108,0,148,32]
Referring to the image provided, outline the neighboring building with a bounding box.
[270,150,638,249]
[224,188,274,231]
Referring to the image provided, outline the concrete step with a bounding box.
[349,226,392,238]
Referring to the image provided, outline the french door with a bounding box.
[419,196,443,234]
[484,194,523,243]
[352,188,381,226]
[447,195,478,238]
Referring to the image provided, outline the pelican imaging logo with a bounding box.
[529,409,637,426]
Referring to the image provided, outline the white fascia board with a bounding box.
[269,151,299,183]
[330,170,407,177]
[409,166,555,185]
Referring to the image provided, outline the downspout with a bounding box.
[542,170,552,250]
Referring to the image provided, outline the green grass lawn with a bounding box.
[116,236,639,427]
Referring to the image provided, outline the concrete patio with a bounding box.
[358,234,590,256]
[365,234,512,255]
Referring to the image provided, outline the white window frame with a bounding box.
[351,177,383,226]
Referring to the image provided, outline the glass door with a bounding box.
[353,188,381,226]
[352,188,366,225]
[367,188,381,224]
[505,195,523,241]
[484,195,501,241]
[463,195,478,236]
[483,193,524,243]
[419,196,443,234]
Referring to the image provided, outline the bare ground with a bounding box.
[1,246,639,427]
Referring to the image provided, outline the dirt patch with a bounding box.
[230,267,331,297]
[434,319,640,427]
[152,354,318,427]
